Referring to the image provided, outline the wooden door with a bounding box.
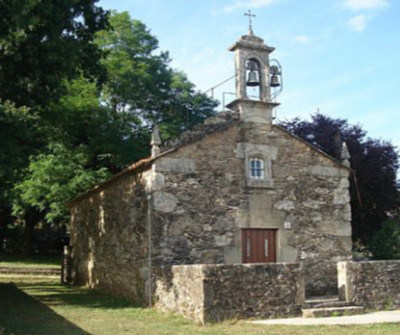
[242,229,276,263]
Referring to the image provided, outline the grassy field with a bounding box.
[0,273,399,335]
[0,254,61,268]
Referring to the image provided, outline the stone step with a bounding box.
[302,306,365,318]
[304,295,351,309]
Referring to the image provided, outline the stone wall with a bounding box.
[155,265,205,322]
[152,125,244,266]
[338,261,400,309]
[155,263,304,324]
[69,167,151,304]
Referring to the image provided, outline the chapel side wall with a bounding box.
[338,261,400,309]
[69,169,151,304]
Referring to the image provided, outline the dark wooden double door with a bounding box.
[242,229,276,263]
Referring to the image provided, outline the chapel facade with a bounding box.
[69,29,352,303]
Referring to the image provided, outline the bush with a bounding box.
[368,220,400,260]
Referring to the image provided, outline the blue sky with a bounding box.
[99,0,400,149]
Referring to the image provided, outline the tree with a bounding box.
[95,12,217,140]
[0,101,37,251]
[2,9,218,253]
[0,102,35,205]
[0,0,109,108]
[280,113,399,243]
[13,144,110,224]
[0,0,109,253]
[160,71,220,140]
[49,76,150,172]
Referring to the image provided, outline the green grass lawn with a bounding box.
[0,274,399,335]
[0,254,61,268]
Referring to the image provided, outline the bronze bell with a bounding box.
[270,74,280,87]
[246,70,260,87]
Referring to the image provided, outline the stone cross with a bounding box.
[244,9,256,35]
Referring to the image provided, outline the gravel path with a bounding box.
[252,310,400,325]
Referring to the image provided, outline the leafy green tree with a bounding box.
[96,12,171,115]
[0,101,37,251]
[50,76,149,171]
[0,0,109,108]
[281,114,399,243]
[13,143,110,225]
[96,12,217,140]
[369,220,400,259]
[160,71,219,140]
[2,9,218,253]
[0,0,109,253]
[12,143,110,253]
[0,102,35,206]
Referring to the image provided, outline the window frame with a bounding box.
[249,157,265,179]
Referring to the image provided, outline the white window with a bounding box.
[249,158,264,179]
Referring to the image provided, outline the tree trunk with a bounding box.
[0,209,9,253]
[23,209,43,255]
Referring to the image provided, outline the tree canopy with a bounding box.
[281,113,399,243]
[0,0,109,108]
[96,12,217,140]
[0,9,217,252]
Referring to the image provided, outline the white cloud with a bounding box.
[295,35,309,43]
[347,14,369,32]
[344,0,389,10]
[222,0,278,13]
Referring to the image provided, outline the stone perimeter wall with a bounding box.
[155,263,304,324]
[338,261,400,309]
[155,265,205,322]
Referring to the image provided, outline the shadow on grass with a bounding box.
[17,280,142,310]
[0,283,92,335]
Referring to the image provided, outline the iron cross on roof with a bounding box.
[244,9,256,34]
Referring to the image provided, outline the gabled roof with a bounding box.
[273,125,353,172]
[69,117,352,207]
[68,120,237,207]
[68,148,174,207]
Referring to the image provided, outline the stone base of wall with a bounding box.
[338,260,400,310]
[155,263,304,324]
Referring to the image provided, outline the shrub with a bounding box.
[368,220,400,260]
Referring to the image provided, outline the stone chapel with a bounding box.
[69,28,353,305]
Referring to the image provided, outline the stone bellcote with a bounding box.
[226,32,280,124]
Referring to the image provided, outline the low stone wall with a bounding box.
[155,265,205,322]
[155,263,304,324]
[338,261,400,309]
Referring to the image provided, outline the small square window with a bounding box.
[249,158,264,179]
